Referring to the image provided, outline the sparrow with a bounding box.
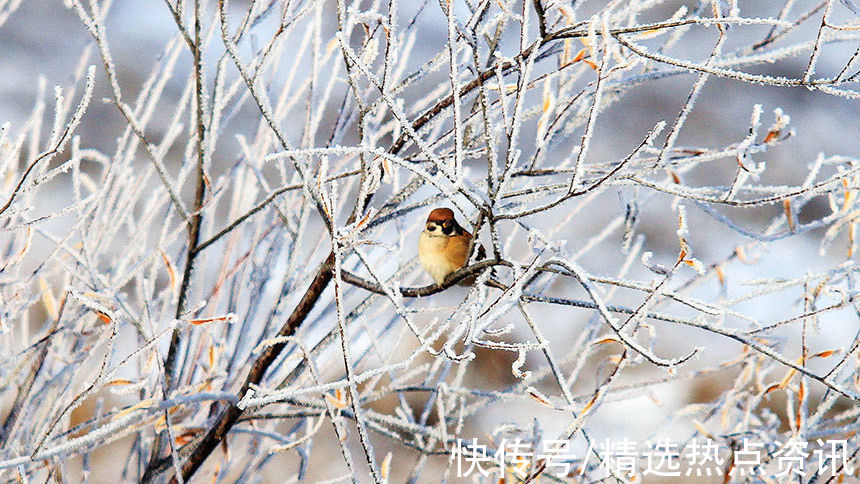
[418,208,482,285]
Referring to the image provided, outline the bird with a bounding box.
[418,208,482,285]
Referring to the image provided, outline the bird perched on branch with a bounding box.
[418,208,484,285]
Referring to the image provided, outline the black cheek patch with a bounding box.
[442,225,453,235]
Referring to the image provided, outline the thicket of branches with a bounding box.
[1,0,859,482]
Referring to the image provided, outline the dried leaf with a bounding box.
[106,379,133,386]
[355,211,371,231]
[684,258,705,274]
[592,337,622,346]
[639,27,664,38]
[776,356,804,389]
[844,189,857,212]
[114,399,154,420]
[39,277,59,321]
[561,39,572,65]
[542,79,553,113]
[221,437,229,461]
[326,388,349,410]
[527,388,553,407]
[558,5,575,24]
[175,430,201,446]
[381,452,392,481]
[784,199,794,231]
[723,458,735,484]
[189,314,234,326]
[764,383,781,394]
[735,246,750,264]
[581,393,599,415]
[159,249,176,293]
[715,265,725,286]
[796,382,805,430]
[326,37,338,54]
[211,461,221,484]
[811,349,840,359]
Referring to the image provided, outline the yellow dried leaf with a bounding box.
[527,389,553,407]
[784,199,794,231]
[114,399,154,420]
[542,84,552,114]
[764,383,781,395]
[795,383,805,431]
[570,47,587,64]
[561,39,572,65]
[684,258,705,274]
[510,459,529,478]
[381,452,392,481]
[645,28,664,37]
[581,393,599,415]
[106,379,133,386]
[355,211,371,231]
[159,249,176,293]
[735,246,750,264]
[39,277,59,321]
[175,432,196,446]
[325,388,349,409]
[811,349,839,359]
[189,315,232,325]
[777,356,804,389]
[326,37,338,54]
[593,337,621,346]
[559,5,575,25]
[844,190,857,212]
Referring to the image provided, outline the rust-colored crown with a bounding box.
[426,208,456,223]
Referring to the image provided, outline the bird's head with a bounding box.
[424,208,459,236]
